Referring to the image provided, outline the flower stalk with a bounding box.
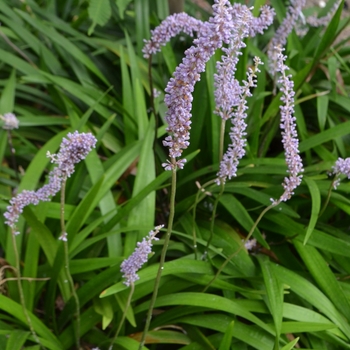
[139,166,177,349]
[60,179,81,350]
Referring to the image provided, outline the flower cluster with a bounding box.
[120,225,163,286]
[217,57,263,184]
[271,47,303,205]
[226,3,275,38]
[333,158,350,178]
[161,0,236,170]
[306,0,341,28]
[142,13,203,59]
[4,131,97,234]
[268,0,306,75]
[244,238,257,251]
[240,4,275,37]
[214,5,254,121]
[332,157,350,189]
[159,0,274,170]
[1,112,19,130]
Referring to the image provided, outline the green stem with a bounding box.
[203,202,276,293]
[319,175,337,218]
[7,130,20,182]
[205,181,224,255]
[11,232,45,349]
[204,118,225,258]
[61,179,81,350]
[192,188,200,260]
[109,283,135,350]
[138,163,177,349]
[191,179,216,260]
[219,119,226,162]
[148,55,159,153]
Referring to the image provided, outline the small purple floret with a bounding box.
[1,113,19,130]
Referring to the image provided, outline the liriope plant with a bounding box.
[1,0,349,349]
[102,0,350,349]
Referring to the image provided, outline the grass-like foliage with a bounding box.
[1,0,350,349]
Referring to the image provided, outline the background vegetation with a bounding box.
[1,0,350,349]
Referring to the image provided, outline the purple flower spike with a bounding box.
[142,13,203,59]
[229,4,275,38]
[214,5,254,121]
[271,47,303,205]
[162,0,236,169]
[217,57,263,184]
[268,0,306,75]
[249,5,275,37]
[160,1,275,170]
[121,225,163,286]
[305,0,341,28]
[4,131,97,233]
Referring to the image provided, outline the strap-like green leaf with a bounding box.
[257,255,284,344]
[88,0,112,36]
[303,177,321,244]
[218,320,234,350]
[0,295,62,350]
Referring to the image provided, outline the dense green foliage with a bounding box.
[1,0,350,349]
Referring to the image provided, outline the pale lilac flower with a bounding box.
[271,47,303,205]
[1,113,19,130]
[214,4,274,121]
[59,232,68,241]
[4,131,97,234]
[294,0,341,37]
[153,88,161,98]
[251,5,275,36]
[229,4,275,37]
[332,158,350,189]
[142,13,203,58]
[161,1,274,170]
[46,131,97,178]
[217,57,263,184]
[268,0,306,75]
[162,0,236,169]
[244,238,257,251]
[306,0,341,28]
[333,158,350,178]
[121,225,163,286]
[214,5,254,121]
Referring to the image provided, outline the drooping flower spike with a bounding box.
[161,0,235,170]
[4,131,97,234]
[229,3,275,38]
[142,13,203,59]
[160,0,274,171]
[305,0,341,28]
[268,0,306,76]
